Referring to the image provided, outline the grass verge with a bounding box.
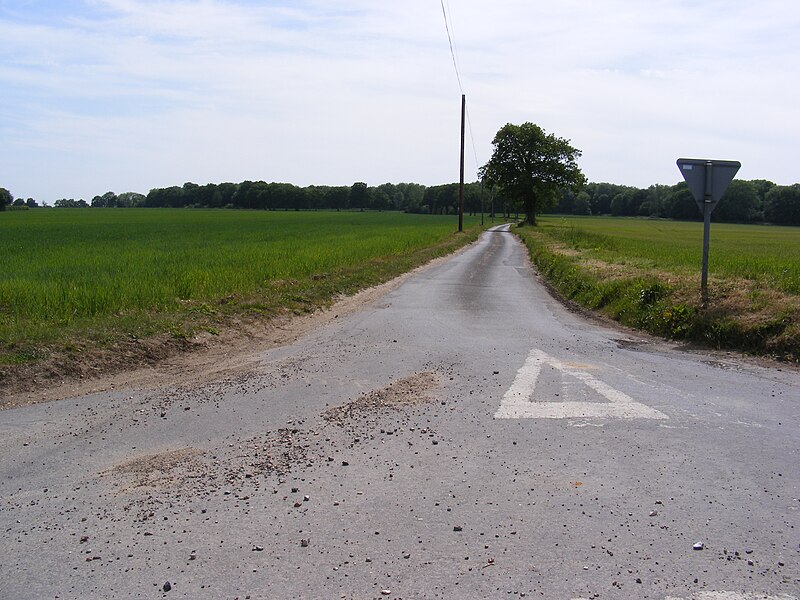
[515,217,799,362]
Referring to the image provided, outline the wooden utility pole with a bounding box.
[458,94,465,232]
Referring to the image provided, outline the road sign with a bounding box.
[676,158,741,303]
[677,158,741,212]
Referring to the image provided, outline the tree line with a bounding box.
[1,181,490,216]
[2,178,799,225]
[552,180,800,225]
[141,180,496,215]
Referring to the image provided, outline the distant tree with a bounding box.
[594,192,610,215]
[161,186,184,208]
[420,184,458,215]
[480,122,585,225]
[764,184,800,225]
[243,181,270,209]
[182,182,200,206]
[555,189,575,214]
[0,187,11,210]
[629,188,649,216]
[464,182,484,215]
[25,198,38,208]
[144,189,160,207]
[217,183,238,207]
[610,193,626,216]
[349,182,369,211]
[439,183,458,214]
[116,192,146,208]
[285,185,305,211]
[664,183,700,221]
[374,183,399,211]
[232,181,253,208]
[396,182,426,212]
[750,179,777,205]
[55,198,82,207]
[714,180,760,223]
[92,191,119,207]
[573,191,592,215]
[325,186,350,211]
[370,187,390,211]
[281,183,307,210]
[189,184,215,208]
[13,198,25,207]
[644,184,673,218]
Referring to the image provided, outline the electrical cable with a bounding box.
[465,105,480,174]
[440,0,463,94]
[439,0,483,178]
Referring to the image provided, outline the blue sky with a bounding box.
[1,0,798,203]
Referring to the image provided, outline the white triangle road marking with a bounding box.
[495,349,668,420]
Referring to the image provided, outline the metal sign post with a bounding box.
[677,158,741,304]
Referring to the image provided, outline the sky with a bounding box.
[1,0,798,203]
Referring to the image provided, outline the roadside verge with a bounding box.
[513,224,799,364]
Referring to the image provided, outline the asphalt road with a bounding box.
[1,225,798,600]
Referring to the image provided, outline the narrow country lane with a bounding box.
[1,226,798,600]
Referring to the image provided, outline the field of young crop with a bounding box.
[0,209,484,364]
[517,216,799,361]
[539,216,800,293]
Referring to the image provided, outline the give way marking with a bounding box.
[495,349,668,420]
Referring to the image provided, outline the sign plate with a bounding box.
[677,158,741,212]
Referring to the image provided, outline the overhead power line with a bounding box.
[465,105,480,172]
[439,1,482,177]
[440,0,463,94]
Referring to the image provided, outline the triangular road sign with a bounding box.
[677,158,741,212]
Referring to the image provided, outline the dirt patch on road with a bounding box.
[322,371,440,425]
[224,428,314,482]
[109,447,206,491]
[106,370,445,512]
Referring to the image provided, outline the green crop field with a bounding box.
[517,216,800,361]
[537,216,800,293]
[0,209,485,365]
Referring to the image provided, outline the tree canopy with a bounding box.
[3,172,798,226]
[0,187,12,211]
[480,122,585,225]
[549,179,800,225]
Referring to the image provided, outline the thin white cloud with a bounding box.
[1,0,798,202]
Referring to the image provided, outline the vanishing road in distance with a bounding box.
[1,225,798,599]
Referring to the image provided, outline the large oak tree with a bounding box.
[480,122,585,225]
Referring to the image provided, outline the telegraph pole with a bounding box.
[458,94,465,232]
[480,180,484,226]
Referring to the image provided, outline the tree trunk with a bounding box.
[524,196,537,225]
